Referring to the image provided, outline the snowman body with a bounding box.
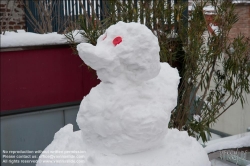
[36,22,211,166]
[76,21,179,155]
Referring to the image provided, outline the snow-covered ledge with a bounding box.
[232,0,250,5]
[206,133,250,165]
[0,30,86,48]
[205,132,250,154]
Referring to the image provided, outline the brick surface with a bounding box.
[16,4,24,8]
[0,9,10,12]
[0,0,25,32]
[14,25,21,29]
[8,21,16,25]
[229,5,250,39]
[17,21,25,25]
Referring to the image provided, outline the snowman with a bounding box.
[36,21,211,166]
[76,21,179,155]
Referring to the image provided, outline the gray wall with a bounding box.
[1,106,80,166]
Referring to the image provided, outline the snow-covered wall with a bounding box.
[0,30,85,48]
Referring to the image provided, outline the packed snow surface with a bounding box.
[205,132,250,153]
[0,30,85,47]
[77,62,178,155]
[77,21,178,154]
[37,124,211,166]
[77,21,161,83]
[37,21,210,166]
[203,5,215,12]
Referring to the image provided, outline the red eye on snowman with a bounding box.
[103,33,122,46]
[113,36,122,46]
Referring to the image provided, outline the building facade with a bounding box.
[0,0,25,33]
[229,2,250,39]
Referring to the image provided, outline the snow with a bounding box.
[203,5,215,12]
[204,6,216,15]
[77,22,161,83]
[76,62,179,155]
[188,5,194,11]
[77,21,178,154]
[210,24,220,35]
[205,132,250,153]
[37,124,210,166]
[37,21,210,166]
[188,3,216,15]
[232,0,250,4]
[0,30,85,48]
[193,114,202,122]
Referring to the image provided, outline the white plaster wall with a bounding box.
[198,72,250,135]
[199,30,250,136]
[211,92,250,135]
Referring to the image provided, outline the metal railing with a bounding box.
[24,0,187,33]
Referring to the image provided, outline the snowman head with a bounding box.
[77,21,161,83]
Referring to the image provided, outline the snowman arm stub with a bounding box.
[77,43,115,70]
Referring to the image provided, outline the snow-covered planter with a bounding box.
[206,133,250,165]
[0,30,84,48]
[0,31,100,112]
